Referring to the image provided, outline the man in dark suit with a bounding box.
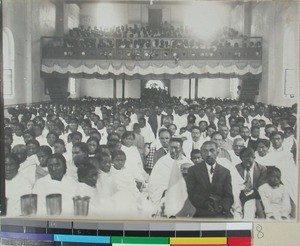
[186,141,234,218]
[148,106,163,135]
[235,147,267,219]
[153,129,171,166]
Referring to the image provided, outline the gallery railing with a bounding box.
[41,36,262,61]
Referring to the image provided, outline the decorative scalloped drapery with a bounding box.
[41,59,262,80]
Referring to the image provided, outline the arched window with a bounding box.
[3,27,15,97]
[145,80,168,91]
[283,26,296,98]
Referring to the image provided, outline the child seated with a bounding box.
[258,167,291,220]
[95,152,116,197]
[111,150,140,199]
[36,145,52,180]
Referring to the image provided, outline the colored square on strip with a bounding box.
[226,223,252,231]
[0,232,53,241]
[113,244,170,246]
[171,245,228,246]
[111,237,169,244]
[54,234,110,243]
[226,230,251,237]
[227,237,251,246]
[170,237,227,245]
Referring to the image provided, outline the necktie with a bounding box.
[210,165,214,175]
[244,170,252,194]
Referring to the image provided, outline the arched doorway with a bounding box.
[141,79,170,101]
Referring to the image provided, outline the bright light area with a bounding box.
[97,3,122,29]
[184,2,230,41]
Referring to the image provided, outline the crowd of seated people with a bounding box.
[62,24,260,50]
[4,95,297,220]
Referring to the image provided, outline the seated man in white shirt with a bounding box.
[219,125,233,150]
[148,138,194,209]
[228,138,244,166]
[12,123,25,147]
[236,148,267,220]
[269,131,297,218]
[183,126,205,158]
[68,142,89,181]
[138,117,155,144]
[153,128,171,166]
[33,153,77,216]
[228,124,241,142]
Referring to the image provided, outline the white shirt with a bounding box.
[33,174,77,216]
[6,172,33,216]
[148,153,193,206]
[205,162,216,183]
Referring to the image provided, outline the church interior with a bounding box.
[1,0,299,220]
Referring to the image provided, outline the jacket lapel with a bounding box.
[197,162,210,189]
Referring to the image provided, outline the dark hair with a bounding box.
[23,129,36,138]
[111,149,126,160]
[69,131,82,139]
[47,153,67,173]
[73,142,89,154]
[158,128,172,137]
[96,152,111,164]
[257,139,271,149]
[211,131,222,139]
[201,141,218,150]
[239,147,255,159]
[47,131,59,139]
[5,153,21,166]
[121,131,135,142]
[169,137,183,146]
[270,131,284,140]
[250,126,260,132]
[55,138,65,146]
[190,149,201,158]
[266,166,281,177]
[191,126,200,132]
[26,139,40,147]
[77,162,97,183]
[207,124,217,130]
[87,137,100,145]
[39,145,53,156]
[199,121,208,126]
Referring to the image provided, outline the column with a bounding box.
[189,78,192,99]
[55,0,68,36]
[194,78,199,99]
[122,79,125,99]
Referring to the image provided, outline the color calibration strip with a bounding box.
[0,220,252,246]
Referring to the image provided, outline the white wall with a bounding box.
[3,0,56,105]
[125,80,141,98]
[79,79,114,98]
[198,79,231,98]
[170,79,189,98]
[251,2,299,107]
[78,79,141,98]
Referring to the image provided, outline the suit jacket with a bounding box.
[153,147,167,166]
[235,162,267,190]
[248,138,261,151]
[186,161,233,218]
[148,113,163,135]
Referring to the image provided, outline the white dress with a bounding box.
[121,145,148,182]
[258,183,291,220]
[32,174,77,216]
[6,172,33,217]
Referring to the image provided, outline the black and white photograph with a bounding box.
[1,0,299,221]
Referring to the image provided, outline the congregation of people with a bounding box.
[62,23,259,50]
[4,95,297,220]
